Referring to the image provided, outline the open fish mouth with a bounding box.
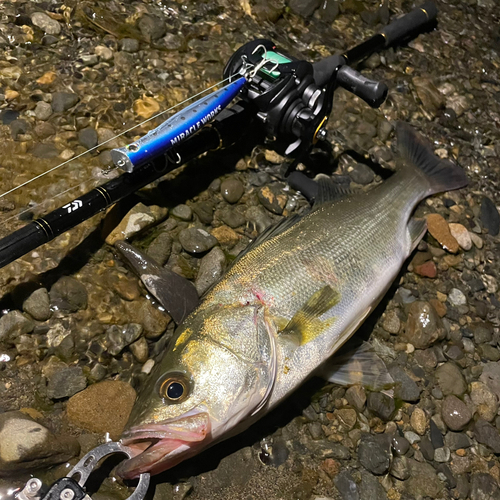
[117,412,211,479]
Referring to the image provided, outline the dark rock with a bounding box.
[436,362,467,396]
[403,301,444,349]
[147,232,173,266]
[219,206,246,228]
[480,362,500,400]
[10,119,29,139]
[220,177,244,203]
[444,431,471,451]
[32,143,58,159]
[0,411,79,474]
[472,322,493,344]
[473,418,500,453]
[259,438,289,467]
[391,434,410,456]
[469,473,499,500]
[435,463,456,489]
[46,366,87,399]
[419,436,434,461]
[104,324,143,356]
[288,0,322,17]
[334,470,359,500]
[367,391,395,421]
[178,227,218,254]
[357,433,391,474]
[23,288,51,321]
[171,204,192,221]
[480,196,500,236]
[120,38,140,52]
[78,127,98,149]
[1,109,20,125]
[138,14,166,41]
[390,455,410,480]
[50,276,88,313]
[405,459,444,498]
[245,206,273,233]
[358,469,387,500]
[317,0,339,22]
[441,395,472,431]
[430,419,444,448]
[258,184,287,215]
[348,163,375,185]
[345,385,366,411]
[456,475,470,499]
[52,92,79,113]
[195,247,225,296]
[34,122,56,139]
[192,201,215,224]
[310,441,351,460]
[388,364,420,402]
[0,310,35,343]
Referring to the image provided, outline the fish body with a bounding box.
[118,124,467,478]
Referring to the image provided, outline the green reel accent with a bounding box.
[260,51,291,79]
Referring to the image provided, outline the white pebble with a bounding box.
[141,359,155,374]
[448,288,467,306]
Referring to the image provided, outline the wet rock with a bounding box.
[0,310,35,343]
[246,206,273,233]
[66,380,136,440]
[414,347,437,369]
[414,260,437,278]
[31,12,61,35]
[23,288,51,321]
[133,96,160,119]
[436,362,467,396]
[220,177,244,203]
[10,119,29,139]
[345,385,366,411]
[390,455,410,480]
[219,206,246,228]
[178,228,218,254]
[336,408,357,431]
[288,0,321,17]
[479,344,500,362]
[430,419,444,448]
[480,362,500,400]
[34,122,56,139]
[382,310,400,334]
[32,143,58,159]
[412,76,445,116]
[434,446,450,462]
[211,225,240,248]
[51,92,79,113]
[120,38,139,53]
[334,470,358,500]
[34,101,52,121]
[473,419,500,453]
[410,407,428,435]
[106,203,167,245]
[419,436,434,460]
[449,223,472,251]
[138,14,166,41]
[448,288,467,307]
[388,365,420,402]
[317,0,339,22]
[469,473,499,500]
[195,247,225,296]
[480,196,500,236]
[0,411,79,475]
[367,391,395,421]
[403,301,444,349]
[46,366,87,399]
[258,185,287,215]
[391,434,410,456]
[259,438,289,467]
[95,45,113,61]
[171,204,192,221]
[1,109,19,125]
[426,214,459,253]
[405,459,444,497]
[404,431,420,444]
[357,433,391,474]
[125,299,170,339]
[191,201,214,225]
[441,395,472,430]
[147,232,173,266]
[470,381,498,421]
[444,431,471,451]
[104,324,143,356]
[358,470,387,500]
[78,127,98,149]
[348,163,375,185]
[50,276,88,313]
[129,337,149,363]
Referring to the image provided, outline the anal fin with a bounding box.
[281,285,340,345]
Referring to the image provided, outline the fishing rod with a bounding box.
[0,2,436,273]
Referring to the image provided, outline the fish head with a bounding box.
[118,303,276,478]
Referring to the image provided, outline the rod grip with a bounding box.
[381,2,437,47]
[0,222,49,268]
[336,66,388,108]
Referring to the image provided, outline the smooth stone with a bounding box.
[357,433,391,475]
[419,436,434,461]
[0,411,79,474]
[405,459,444,498]
[348,163,375,185]
[125,299,170,339]
[403,301,444,349]
[449,223,472,251]
[367,392,395,421]
[473,419,500,453]
[434,446,451,462]
[219,206,246,228]
[129,337,149,363]
[425,213,459,253]
[51,92,79,113]
[470,381,498,421]
[34,101,52,120]
[448,288,467,306]
[472,322,493,343]
[220,177,244,203]
[480,362,500,400]
[480,196,500,236]
[138,14,166,41]
[31,12,61,35]
[410,407,428,435]
[195,247,226,296]
[444,431,471,451]
[430,419,444,448]
[50,276,88,313]
[414,260,437,278]
[32,143,58,159]
[334,470,359,500]
[388,365,420,402]
[66,380,136,440]
[0,310,35,343]
[171,204,192,221]
[257,185,287,215]
[211,225,240,248]
[288,0,321,17]
[311,441,351,460]
[46,366,87,399]
[436,362,467,396]
[391,435,410,456]
[78,127,98,149]
[390,455,410,480]
[245,206,273,233]
[34,122,56,139]
[178,228,218,254]
[10,119,28,140]
[147,232,173,266]
[404,431,420,444]
[441,395,472,431]
[120,38,140,52]
[192,201,215,224]
[23,288,51,321]
[104,324,143,356]
[1,109,20,125]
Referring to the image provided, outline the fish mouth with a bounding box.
[117,412,211,479]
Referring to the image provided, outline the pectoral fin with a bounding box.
[319,342,394,390]
[408,217,427,253]
[281,285,340,345]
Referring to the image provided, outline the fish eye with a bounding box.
[157,373,190,403]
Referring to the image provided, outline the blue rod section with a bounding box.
[111,77,247,172]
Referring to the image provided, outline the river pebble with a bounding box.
[51,92,79,113]
[31,12,61,35]
[480,196,500,236]
[473,419,500,454]
[66,380,136,440]
[388,365,420,402]
[470,381,498,422]
[0,311,34,343]
[436,362,467,396]
[448,223,472,251]
[195,246,226,296]
[403,301,443,349]
[46,365,87,399]
[221,177,244,203]
[258,185,287,215]
[171,204,193,221]
[425,214,459,253]
[23,287,51,321]
[78,127,98,149]
[441,395,472,430]
[410,407,428,435]
[50,276,88,313]
[34,101,52,120]
[179,227,218,254]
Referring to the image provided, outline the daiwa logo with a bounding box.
[63,200,83,213]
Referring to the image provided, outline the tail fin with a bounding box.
[397,122,468,195]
